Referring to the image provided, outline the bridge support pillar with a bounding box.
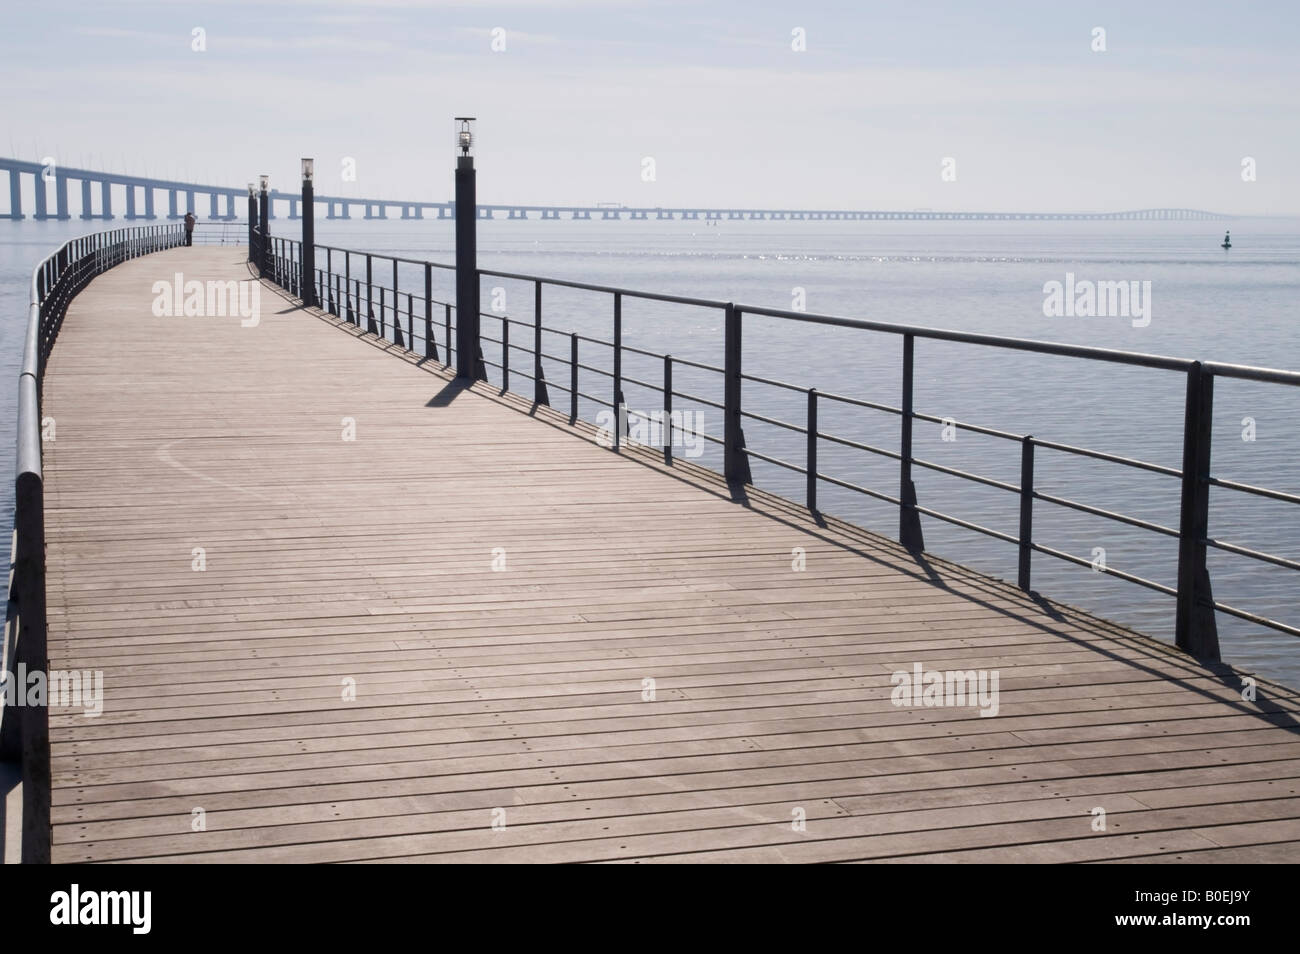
[168,189,179,219]
[210,192,219,219]
[144,187,156,219]
[80,178,92,219]
[288,197,299,220]
[33,173,48,219]
[225,193,235,219]
[55,174,70,219]
[101,180,112,219]
[125,184,137,219]
[7,169,21,219]
[186,189,195,215]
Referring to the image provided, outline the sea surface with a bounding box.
[3,216,1298,687]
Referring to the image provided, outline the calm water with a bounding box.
[3,218,1298,687]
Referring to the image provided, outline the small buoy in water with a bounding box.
[1221,230,1231,249]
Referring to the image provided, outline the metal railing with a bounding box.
[253,230,1300,666]
[1,224,185,863]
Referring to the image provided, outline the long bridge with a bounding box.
[0,157,1234,223]
[2,175,1297,863]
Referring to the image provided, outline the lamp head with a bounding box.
[455,117,476,157]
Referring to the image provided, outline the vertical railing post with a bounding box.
[723,303,752,485]
[1018,435,1034,591]
[424,263,436,360]
[392,259,399,342]
[502,319,510,391]
[570,333,579,423]
[807,388,818,510]
[663,355,673,465]
[365,253,376,335]
[406,293,414,352]
[898,333,925,551]
[445,302,452,366]
[613,293,624,450]
[533,280,549,406]
[1175,362,1220,661]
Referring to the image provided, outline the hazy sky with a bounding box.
[2,0,1296,213]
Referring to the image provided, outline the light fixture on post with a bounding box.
[300,158,316,307]
[456,117,475,158]
[453,118,483,380]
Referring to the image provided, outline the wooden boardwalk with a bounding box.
[37,246,1300,863]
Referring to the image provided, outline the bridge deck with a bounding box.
[39,247,1300,863]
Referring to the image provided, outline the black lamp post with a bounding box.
[454,117,483,380]
[300,158,316,307]
[246,183,256,263]
[258,174,270,278]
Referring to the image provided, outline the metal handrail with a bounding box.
[3,224,185,865]
[262,237,1300,662]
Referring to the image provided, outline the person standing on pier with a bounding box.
[184,211,196,246]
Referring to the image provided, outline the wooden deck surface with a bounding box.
[38,246,1300,863]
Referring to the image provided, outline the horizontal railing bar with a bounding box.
[739,408,806,433]
[909,409,1024,442]
[817,389,901,415]
[740,304,1198,371]
[911,456,1022,494]
[1033,490,1182,538]
[1203,537,1300,573]
[1203,362,1300,387]
[742,447,806,473]
[739,370,810,393]
[818,431,899,461]
[668,388,725,410]
[1030,542,1178,596]
[910,503,1022,546]
[576,389,614,407]
[1031,436,1183,478]
[818,472,903,506]
[478,267,727,309]
[1206,475,1300,506]
[620,373,664,392]
[1209,600,1300,637]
